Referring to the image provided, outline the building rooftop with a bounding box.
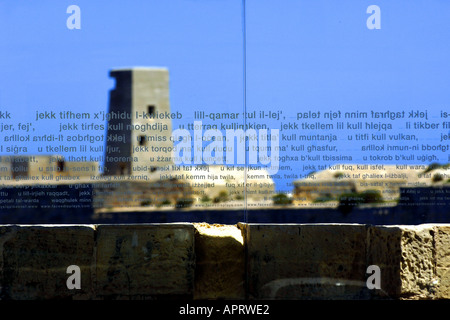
[110,66,168,72]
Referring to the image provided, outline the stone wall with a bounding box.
[1,223,450,300]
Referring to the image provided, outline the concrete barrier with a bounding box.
[1,223,450,300]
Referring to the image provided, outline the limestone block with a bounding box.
[367,225,436,299]
[0,225,95,300]
[244,224,369,299]
[95,224,195,298]
[432,225,450,299]
[436,268,450,299]
[193,223,245,299]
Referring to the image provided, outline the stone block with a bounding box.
[432,225,450,299]
[434,225,450,268]
[95,223,195,298]
[244,224,369,299]
[435,267,450,299]
[193,223,245,299]
[0,225,95,300]
[367,225,436,299]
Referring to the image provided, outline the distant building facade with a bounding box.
[0,67,275,210]
[104,67,173,176]
[0,155,98,181]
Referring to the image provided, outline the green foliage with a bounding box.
[140,200,152,206]
[175,198,194,209]
[423,163,450,174]
[313,195,335,203]
[338,190,383,214]
[213,191,229,203]
[360,189,384,203]
[200,195,211,203]
[333,172,344,179]
[272,193,293,205]
[157,199,172,207]
[432,173,444,183]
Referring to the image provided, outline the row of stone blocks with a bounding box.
[0,223,449,300]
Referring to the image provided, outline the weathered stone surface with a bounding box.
[193,223,245,299]
[367,225,436,299]
[436,268,450,299]
[95,223,195,298]
[1,223,450,300]
[244,224,369,299]
[0,225,95,300]
[432,225,450,299]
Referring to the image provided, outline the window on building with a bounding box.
[11,157,28,180]
[138,135,146,146]
[119,163,126,176]
[57,159,65,172]
[147,105,155,116]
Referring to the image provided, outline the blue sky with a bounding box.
[1,0,450,191]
